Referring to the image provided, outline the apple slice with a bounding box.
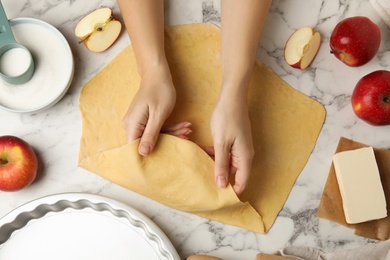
[284,27,321,69]
[75,7,122,53]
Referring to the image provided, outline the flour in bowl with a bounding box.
[0,19,73,112]
[0,47,32,77]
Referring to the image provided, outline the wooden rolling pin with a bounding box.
[187,254,298,260]
[187,255,223,260]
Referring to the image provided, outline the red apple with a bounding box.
[351,70,390,126]
[284,27,321,70]
[330,16,381,67]
[0,136,38,191]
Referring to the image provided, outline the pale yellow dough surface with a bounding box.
[78,23,325,233]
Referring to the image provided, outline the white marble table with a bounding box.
[1,0,389,259]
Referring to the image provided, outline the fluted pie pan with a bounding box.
[0,193,180,260]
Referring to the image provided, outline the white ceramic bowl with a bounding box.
[0,18,74,113]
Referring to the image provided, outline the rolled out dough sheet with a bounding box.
[78,23,325,233]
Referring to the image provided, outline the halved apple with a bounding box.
[75,7,122,53]
[284,27,321,70]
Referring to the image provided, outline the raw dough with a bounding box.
[78,23,325,233]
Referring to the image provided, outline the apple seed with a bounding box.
[0,158,7,165]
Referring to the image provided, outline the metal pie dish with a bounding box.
[0,18,74,113]
[0,193,180,260]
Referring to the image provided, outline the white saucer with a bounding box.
[0,18,74,113]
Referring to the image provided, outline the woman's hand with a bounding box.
[210,96,254,195]
[122,65,191,155]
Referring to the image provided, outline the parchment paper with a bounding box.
[318,137,390,240]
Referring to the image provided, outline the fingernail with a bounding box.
[139,144,151,156]
[217,176,227,188]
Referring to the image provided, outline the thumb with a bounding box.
[213,142,230,189]
[138,116,164,156]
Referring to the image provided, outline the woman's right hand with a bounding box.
[122,65,190,155]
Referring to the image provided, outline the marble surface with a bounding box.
[1,0,390,259]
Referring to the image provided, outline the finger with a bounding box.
[162,124,192,138]
[198,145,215,159]
[229,164,237,177]
[173,135,188,140]
[122,113,147,143]
[232,155,253,195]
[213,141,231,189]
[138,114,164,156]
[162,121,192,132]
[126,125,145,143]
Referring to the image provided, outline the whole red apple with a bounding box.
[351,70,390,126]
[330,16,380,67]
[0,135,38,192]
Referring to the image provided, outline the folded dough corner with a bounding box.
[78,23,325,233]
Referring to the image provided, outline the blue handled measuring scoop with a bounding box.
[0,1,34,85]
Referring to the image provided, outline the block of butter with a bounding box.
[333,147,387,224]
